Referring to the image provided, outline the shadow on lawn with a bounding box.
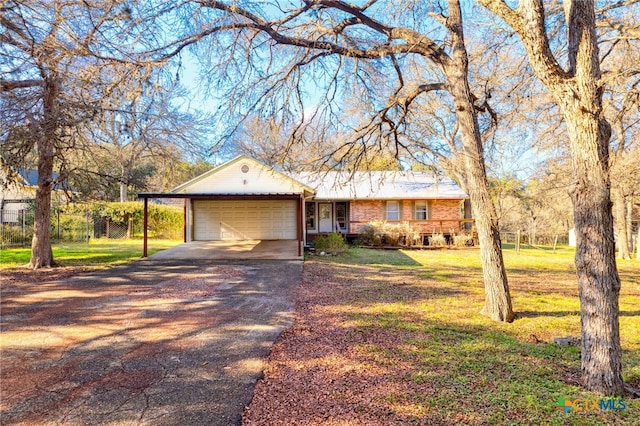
[517,310,640,318]
[516,310,580,318]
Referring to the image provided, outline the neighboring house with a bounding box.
[140,156,472,252]
[0,166,72,222]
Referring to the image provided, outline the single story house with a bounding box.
[138,155,472,255]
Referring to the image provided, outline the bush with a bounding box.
[1,224,31,246]
[357,223,382,246]
[453,233,474,247]
[357,221,422,247]
[429,233,447,247]
[313,232,347,254]
[65,202,183,240]
[55,214,89,241]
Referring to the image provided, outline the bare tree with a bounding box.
[75,78,212,201]
[1,1,145,268]
[478,0,637,395]
[151,0,514,321]
[602,50,640,259]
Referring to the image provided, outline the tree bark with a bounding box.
[445,0,513,322]
[29,77,58,269]
[566,111,623,395]
[120,181,128,202]
[612,187,630,259]
[479,0,624,395]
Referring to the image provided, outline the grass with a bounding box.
[2,240,637,423]
[318,245,639,424]
[0,238,182,269]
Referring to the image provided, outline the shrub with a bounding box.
[453,233,474,247]
[357,222,383,246]
[1,224,32,246]
[65,202,183,240]
[429,233,447,247]
[55,214,89,241]
[313,232,347,254]
[357,221,422,247]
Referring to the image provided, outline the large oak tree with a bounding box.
[479,0,631,395]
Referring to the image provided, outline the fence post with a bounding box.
[516,230,521,253]
[22,209,26,248]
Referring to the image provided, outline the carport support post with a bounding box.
[183,199,187,243]
[143,197,148,258]
[298,194,304,257]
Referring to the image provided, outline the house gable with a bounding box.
[173,156,314,196]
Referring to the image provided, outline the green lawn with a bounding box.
[0,239,182,269]
[317,246,639,425]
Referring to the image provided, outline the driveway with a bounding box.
[0,258,301,425]
[148,240,302,261]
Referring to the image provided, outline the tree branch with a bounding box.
[479,0,569,84]
[177,1,451,66]
[1,79,44,92]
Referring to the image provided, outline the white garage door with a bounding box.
[193,199,298,240]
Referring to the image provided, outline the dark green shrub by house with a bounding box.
[313,232,347,254]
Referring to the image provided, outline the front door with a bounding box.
[318,203,333,232]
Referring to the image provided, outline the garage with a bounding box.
[138,156,315,257]
[193,199,298,240]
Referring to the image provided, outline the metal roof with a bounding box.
[291,171,468,200]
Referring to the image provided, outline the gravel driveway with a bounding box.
[0,259,301,425]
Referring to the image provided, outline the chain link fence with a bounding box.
[1,209,155,248]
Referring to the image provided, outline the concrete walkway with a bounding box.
[1,259,301,425]
[148,240,303,261]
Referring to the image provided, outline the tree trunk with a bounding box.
[565,110,623,396]
[445,0,513,322]
[29,77,58,269]
[479,0,623,396]
[466,172,514,322]
[30,153,55,269]
[120,164,128,202]
[625,199,633,256]
[611,187,630,259]
[120,181,128,202]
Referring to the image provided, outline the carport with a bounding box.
[137,192,307,258]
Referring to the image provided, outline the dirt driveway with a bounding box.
[0,259,301,425]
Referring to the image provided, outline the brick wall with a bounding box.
[349,199,467,234]
[349,200,383,233]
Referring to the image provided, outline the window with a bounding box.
[386,201,400,221]
[306,202,316,229]
[415,201,429,220]
[335,202,348,232]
